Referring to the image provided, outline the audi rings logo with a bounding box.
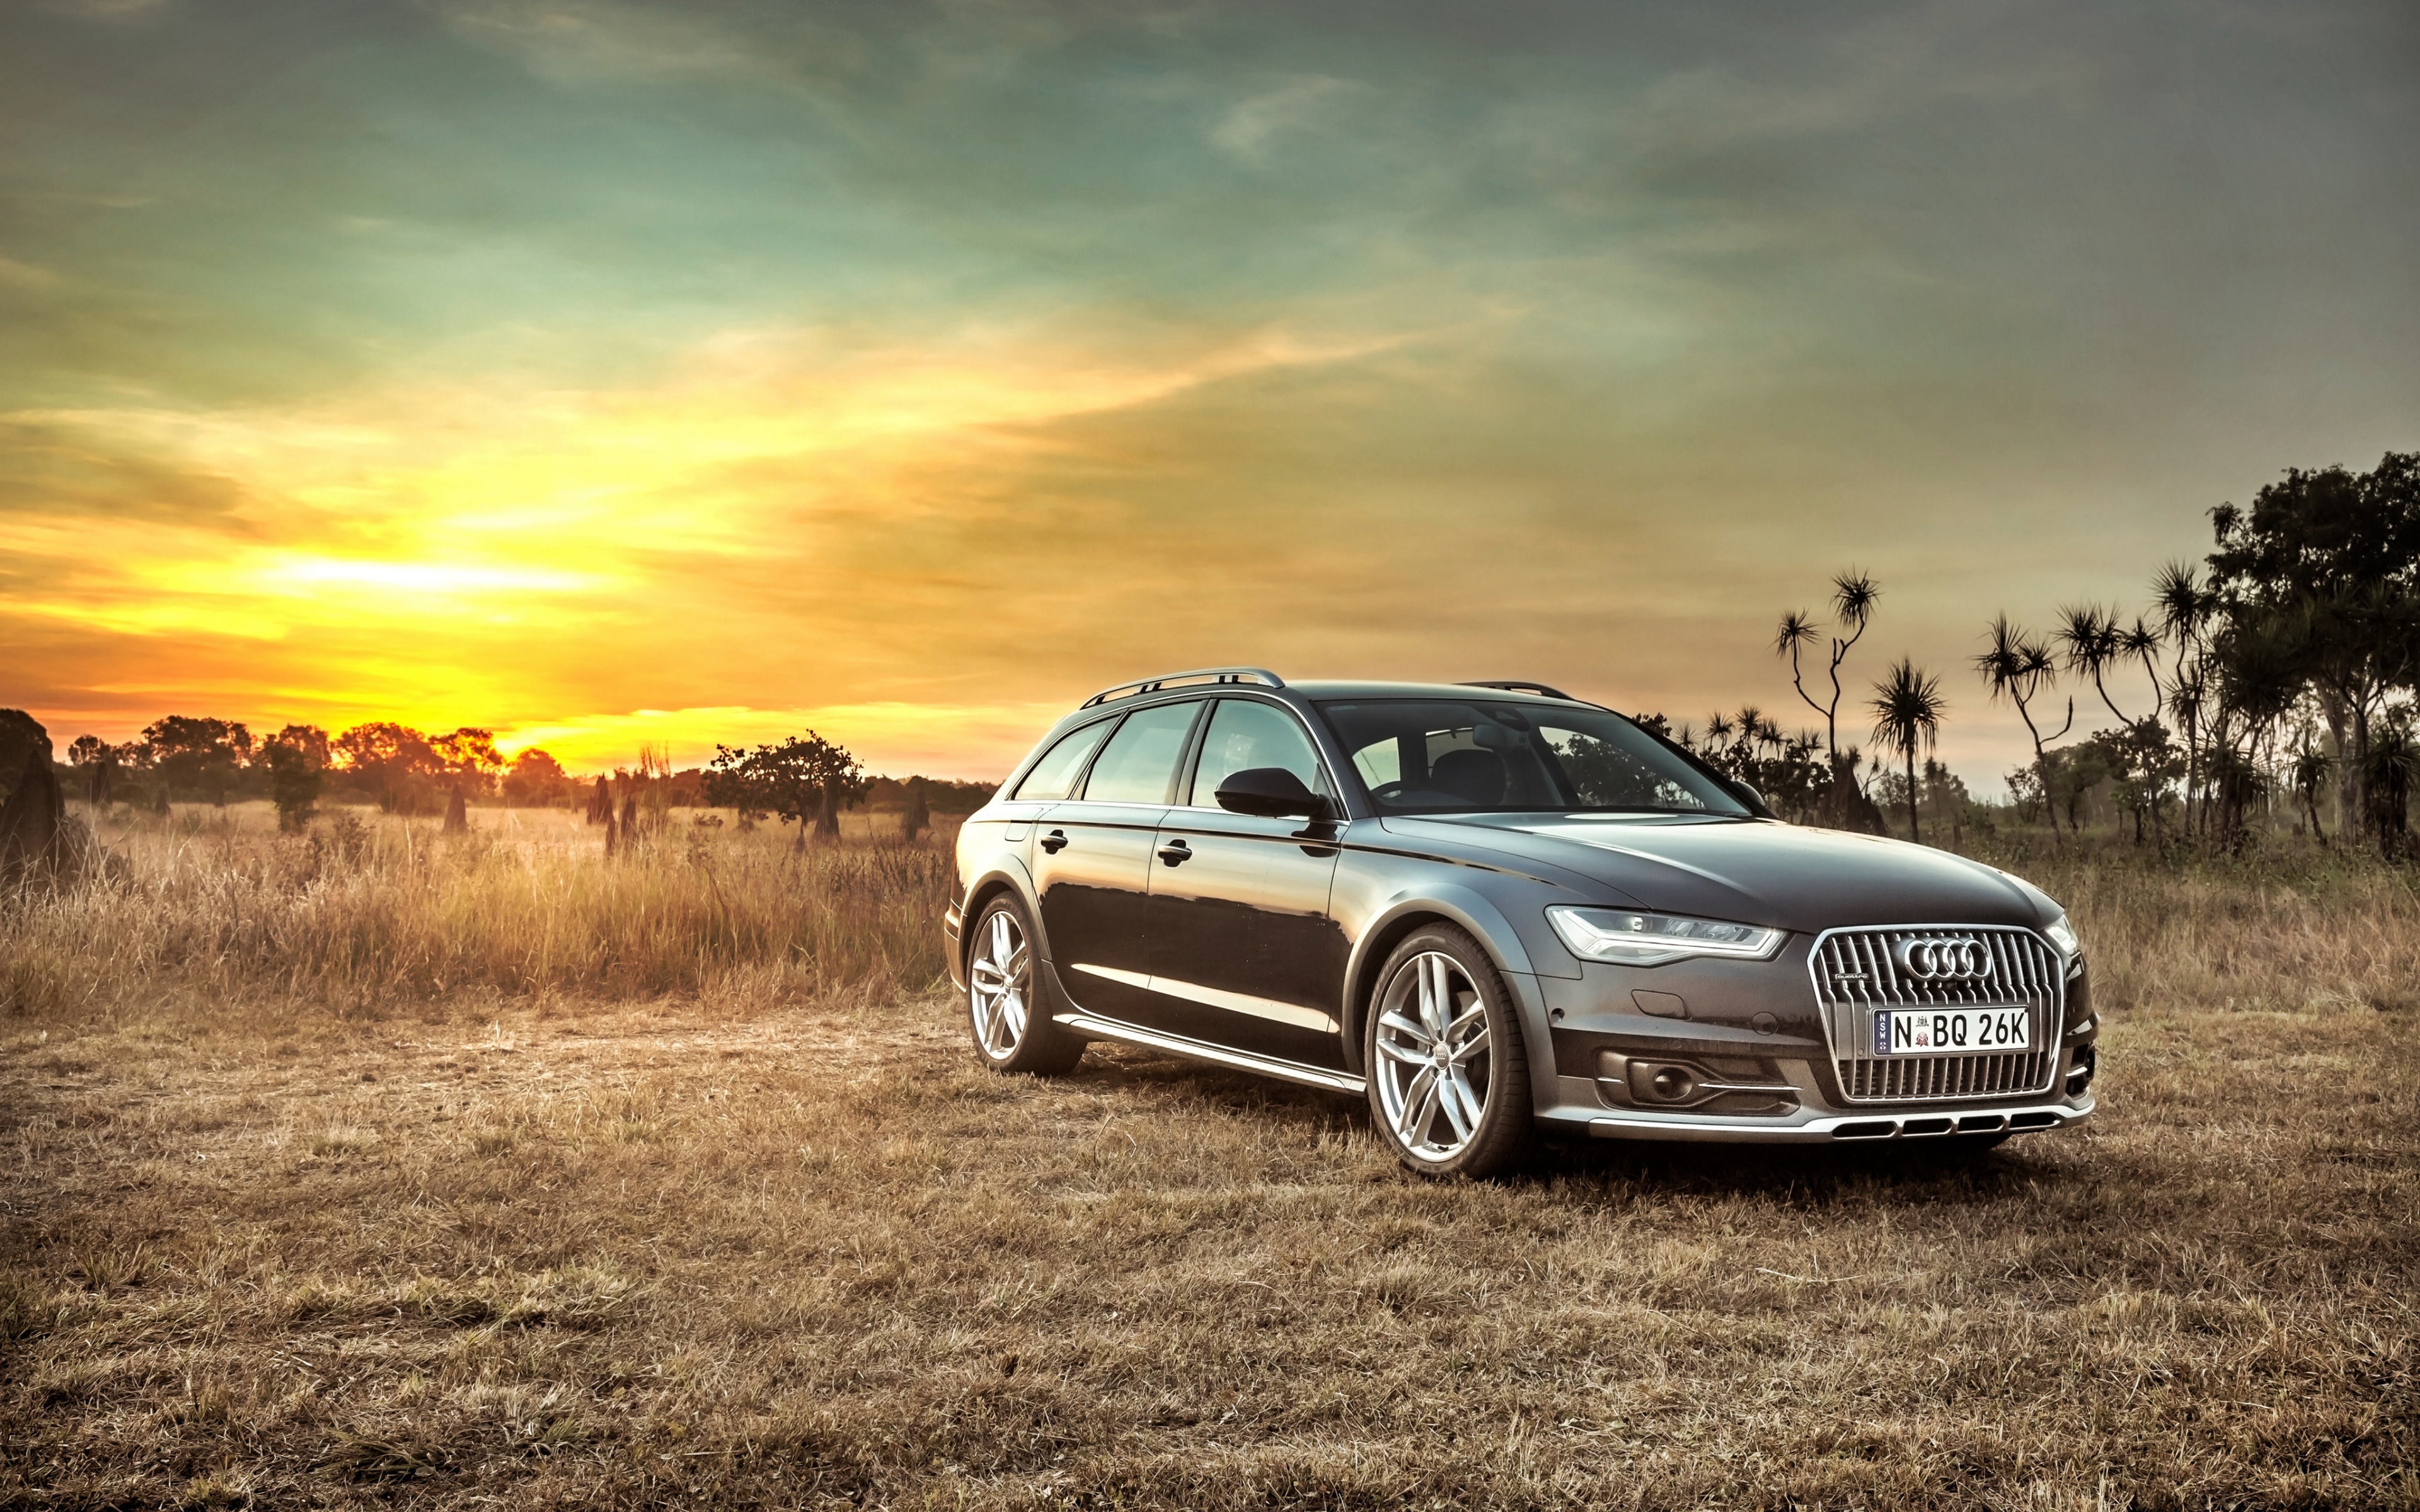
[1894,936,1994,981]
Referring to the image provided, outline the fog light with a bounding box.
[1649,1065,1695,1101]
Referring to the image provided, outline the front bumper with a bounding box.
[1569,1096,2093,1144]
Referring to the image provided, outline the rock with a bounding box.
[0,709,46,805]
[0,726,94,886]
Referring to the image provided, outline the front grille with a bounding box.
[1807,926,2063,1104]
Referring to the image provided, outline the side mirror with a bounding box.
[1214,767,1330,820]
[1733,781,1767,810]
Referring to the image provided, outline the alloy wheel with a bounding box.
[1373,950,1493,1162]
[968,906,1030,1060]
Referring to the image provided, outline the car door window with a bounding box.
[1187,699,1329,808]
[1013,719,1115,801]
[1079,701,1202,804]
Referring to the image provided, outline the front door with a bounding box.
[1030,699,1206,1024]
[1146,697,1351,1070]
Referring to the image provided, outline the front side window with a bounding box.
[1013,718,1116,801]
[1317,700,1748,817]
[1186,699,1329,807]
[1080,701,1203,804]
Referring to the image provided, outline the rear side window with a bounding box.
[1080,701,1202,804]
[1187,699,1328,807]
[1012,719,1115,801]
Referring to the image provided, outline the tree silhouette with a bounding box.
[141,715,253,805]
[1775,569,1881,764]
[261,724,330,832]
[2208,452,2420,844]
[2289,740,2332,844]
[2150,560,2220,830]
[705,732,864,850]
[1975,616,2075,845]
[334,723,443,813]
[1867,659,1945,844]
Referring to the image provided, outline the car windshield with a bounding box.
[1315,699,1750,817]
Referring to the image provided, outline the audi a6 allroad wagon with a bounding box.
[943,668,2098,1177]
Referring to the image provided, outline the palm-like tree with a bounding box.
[2290,742,2332,844]
[1775,570,1881,764]
[1868,658,1946,844]
[1974,616,2073,843]
[2055,604,2135,725]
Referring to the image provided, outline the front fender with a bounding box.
[1339,884,1548,1075]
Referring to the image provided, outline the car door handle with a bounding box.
[1156,839,1192,866]
[1040,829,1069,854]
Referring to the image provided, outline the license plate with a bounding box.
[1873,1007,2031,1056]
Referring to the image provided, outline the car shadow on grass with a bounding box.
[1064,1039,2106,1208]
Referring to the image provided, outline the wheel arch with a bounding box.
[1339,886,1542,1075]
[957,860,1045,982]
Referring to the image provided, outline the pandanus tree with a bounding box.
[1974,616,2073,844]
[2150,561,2221,829]
[1867,659,1946,845]
[1775,569,1881,766]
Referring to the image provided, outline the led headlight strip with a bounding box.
[1547,906,1786,967]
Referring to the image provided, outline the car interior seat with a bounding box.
[1430,748,1507,806]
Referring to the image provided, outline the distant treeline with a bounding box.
[3,713,994,823]
[1647,449,2419,854]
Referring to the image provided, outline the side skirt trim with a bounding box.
[1056,1011,1367,1096]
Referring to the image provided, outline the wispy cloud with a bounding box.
[1213,76,1360,163]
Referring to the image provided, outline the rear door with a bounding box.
[1144,697,1351,1070]
[1028,699,1207,1024]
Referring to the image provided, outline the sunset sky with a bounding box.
[4,1,2416,781]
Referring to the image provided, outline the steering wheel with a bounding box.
[1369,780,1414,801]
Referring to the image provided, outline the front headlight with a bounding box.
[2044,913,2080,958]
[1548,906,1785,967]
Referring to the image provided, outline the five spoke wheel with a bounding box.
[969,905,1031,1060]
[1374,950,1492,1161]
[964,895,1085,1075]
[1366,925,1536,1177]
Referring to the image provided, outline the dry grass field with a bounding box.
[4,808,2417,1509]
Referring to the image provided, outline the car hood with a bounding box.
[1380,814,2053,932]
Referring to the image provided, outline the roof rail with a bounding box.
[1080,667,1286,709]
[1460,680,1577,701]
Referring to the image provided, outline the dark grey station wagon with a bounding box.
[943,668,2098,1177]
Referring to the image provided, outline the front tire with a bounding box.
[1364,925,1538,1178]
[965,894,1084,1075]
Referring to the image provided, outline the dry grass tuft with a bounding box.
[1,803,954,1022]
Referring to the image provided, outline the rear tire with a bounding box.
[1363,924,1539,1179]
[965,893,1084,1075]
